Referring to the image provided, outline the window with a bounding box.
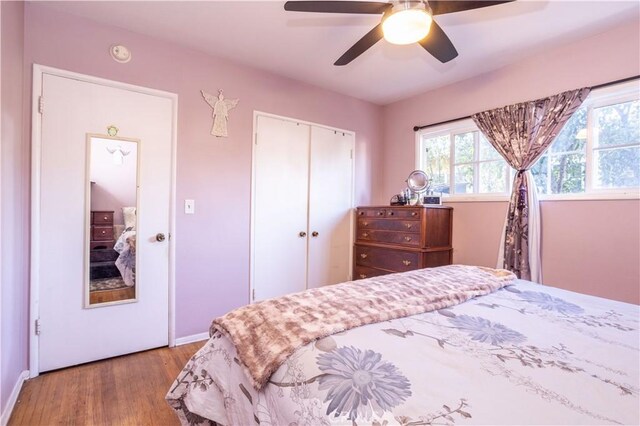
[532,83,639,195]
[416,80,640,200]
[418,124,510,196]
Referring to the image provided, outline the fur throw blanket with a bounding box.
[211,265,516,390]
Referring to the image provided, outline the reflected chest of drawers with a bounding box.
[354,206,453,280]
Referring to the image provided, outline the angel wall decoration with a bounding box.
[106,145,131,165]
[201,89,239,137]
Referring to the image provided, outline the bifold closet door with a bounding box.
[253,115,310,301]
[307,127,354,288]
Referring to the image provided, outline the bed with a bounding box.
[166,265,639,425]
[113,228,136,287]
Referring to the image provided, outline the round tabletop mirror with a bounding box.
[406,170,429,193]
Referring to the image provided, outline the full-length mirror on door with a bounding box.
[86,134,139,307]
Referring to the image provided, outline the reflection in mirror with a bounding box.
[87,136,139,307]
[407,170,429,192]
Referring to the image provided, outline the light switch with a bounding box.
[184,199,195,214]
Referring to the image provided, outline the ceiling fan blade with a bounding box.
[418,21,458,63]
[429,0,514,16]
[284,1,391,14]
[334,24,383,66]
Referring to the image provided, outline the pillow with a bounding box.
[123,207,136,230]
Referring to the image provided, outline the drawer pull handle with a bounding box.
[404,236,412,242]
[405,223,412,229]
[362,232,369,238]
[103,216,108,220]
[411,212,418,217]
[388,211,394,216]
[359,211,364,216]
[362,221,368,226]
[359,274,367,279]
[402,260,412,266]
[360,253,368,259]
[377,211,384,216]
[101,231,106,234]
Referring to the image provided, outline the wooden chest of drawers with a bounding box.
[354,206,453,280]
[90,210,115,243]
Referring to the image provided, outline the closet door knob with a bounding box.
[299,231,307,237]
[156,233,166,242]
[312,231,319,237]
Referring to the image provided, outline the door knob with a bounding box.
[156,233,166,242]
[299,231,307,237]
[311,231,319,237]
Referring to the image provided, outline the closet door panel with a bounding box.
[253,116,310,301]
[307,127,354,288]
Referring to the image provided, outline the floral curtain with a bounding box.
[472,88,591,281]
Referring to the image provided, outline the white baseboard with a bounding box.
[1,370,29,426]
[175,332,209,346]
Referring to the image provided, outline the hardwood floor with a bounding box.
[9,341,205,426]
[89,287,136,305]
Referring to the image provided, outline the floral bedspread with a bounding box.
[167,280,639,425]
[114,229,135,287]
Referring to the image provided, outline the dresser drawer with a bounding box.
[353,265,390,280]
[356,208,387,218]
[92,225,114,241]
[357,229,421,247]
[358,218,420,232]
[92,211,114,225]
[385,208,422,219]
[355,245,420,272]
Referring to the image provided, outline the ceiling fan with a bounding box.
[284,0,514,65]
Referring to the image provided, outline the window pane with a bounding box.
[423,135,450,189]
[550,153,585,194]
[550,106,587,153]
[530,156,548,194]
[454,132,474,163]
[479,134,502,161]
[479,161,508,193]
[594,146,640,188]
[454,164,473,194]
[593,100,640,148]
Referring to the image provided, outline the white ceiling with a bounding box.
[38,0,639,105]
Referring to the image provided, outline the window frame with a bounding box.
[415,80,640,202]
[416,119,512,201]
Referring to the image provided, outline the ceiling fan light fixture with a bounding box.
[382,8,432,45]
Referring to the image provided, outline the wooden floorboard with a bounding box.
[9,341,205,426]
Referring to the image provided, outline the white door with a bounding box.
[252,114,354,302]
[253,115,311,301]
[37,72,173,372]
[307,127,354,288]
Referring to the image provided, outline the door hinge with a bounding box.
[38,96,44,114]
[350,149,353,159]
[254,133,258,145]
[252,288,255,301]
[35,318,42,335]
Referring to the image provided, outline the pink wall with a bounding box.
[1,1,28,412]
[90,138,138,226]
[380,22,640,304]
[21,4,383,341]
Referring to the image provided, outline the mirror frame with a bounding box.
[84,133,141,309]
[406,169,429,192]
